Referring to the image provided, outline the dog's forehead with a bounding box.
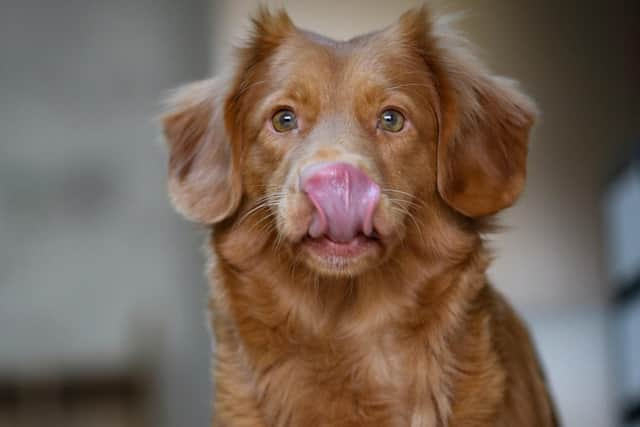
[267,28,427,94]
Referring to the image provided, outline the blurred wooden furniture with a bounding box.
[0,372,150,427]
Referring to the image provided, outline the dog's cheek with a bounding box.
[375,196,406,239]
[277,192,314,242]
[242,131,288,199]
[271,151,313,242]
[378,131,437,198]
[243,131,309,242]
[408,142,438,199]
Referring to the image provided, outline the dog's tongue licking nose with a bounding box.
[301,162,380,243]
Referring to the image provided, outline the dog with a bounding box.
[161,5,558,427]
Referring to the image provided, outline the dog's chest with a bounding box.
[249,336,442,427]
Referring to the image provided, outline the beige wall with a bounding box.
[0,1,213,426]
[211,0,421,69]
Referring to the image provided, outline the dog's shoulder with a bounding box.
[484,287,560,427]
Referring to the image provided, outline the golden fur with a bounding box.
[161,5,558,426]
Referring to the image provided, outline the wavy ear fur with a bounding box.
[396,7,538,217]
[432,13,537,217]
[161,78,242,224]
[161,8,294,224]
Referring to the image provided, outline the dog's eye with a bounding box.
[378,109,405,133]
[272,109,298,132]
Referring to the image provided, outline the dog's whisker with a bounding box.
[248,211,278,233]
[235,203,271,228]
[387,197,421,210]
[382,188,425,206]
[234,192,288,229]
[387,203,427,247]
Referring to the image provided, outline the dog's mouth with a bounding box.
[277,162,400,275]
[295,161,385,268]
[302,232,381,258]
[296,230,385,277]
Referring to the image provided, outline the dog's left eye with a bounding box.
[272,109,298,132]
[378,109,405,133]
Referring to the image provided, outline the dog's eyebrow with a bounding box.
[379,90,417,105]
[253,83,315,114]
[383,79,437,110]
[236,79,269,98]
[253,90,300,120]
[376,89,423,113]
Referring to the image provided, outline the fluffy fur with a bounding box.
[161,5,558,427]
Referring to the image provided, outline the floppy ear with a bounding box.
[161,8,294,224]
[402,8,537,217]
[161,78,242,224]
[435,61,537,217]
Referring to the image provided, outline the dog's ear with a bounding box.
[434,60,537,218]
[432,15,537,217]
[161,78,242,224]
[396,7,537,217]
[161,8,294,224]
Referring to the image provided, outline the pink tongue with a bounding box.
[301,162,380,243]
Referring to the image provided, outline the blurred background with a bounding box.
[0,0,638,426]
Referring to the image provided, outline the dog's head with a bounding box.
[162,6,536,278]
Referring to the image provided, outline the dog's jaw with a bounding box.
[299,234,384,277]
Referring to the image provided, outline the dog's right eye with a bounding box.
[272,109,298,132]
[378,109,405,133]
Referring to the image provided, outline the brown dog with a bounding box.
[161,5,558,427]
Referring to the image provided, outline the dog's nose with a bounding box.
[300,162,380,243]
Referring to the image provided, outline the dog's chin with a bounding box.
[298,234,383,277]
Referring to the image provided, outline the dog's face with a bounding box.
[162,7,536,278]
[232,17,443,277]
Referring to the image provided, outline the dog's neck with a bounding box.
[210,214,488,341]
[208,218,492,425]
